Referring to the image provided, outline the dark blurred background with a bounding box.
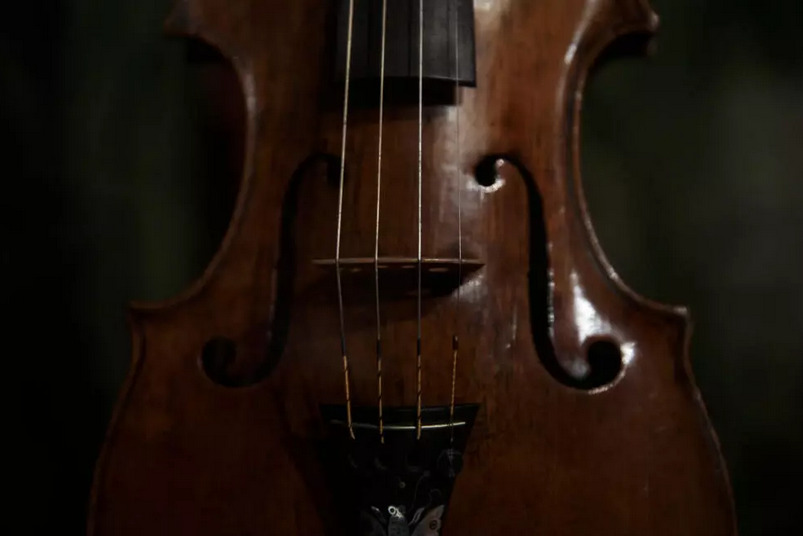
[3,0,801,533]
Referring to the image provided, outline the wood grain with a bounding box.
[88,1,737,534]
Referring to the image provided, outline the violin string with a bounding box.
[415,0,424,440]
[373,0,388,445]
[335,0,356,440]
[448,0,462,447]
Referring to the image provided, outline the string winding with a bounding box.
[373,0,389,445]
[415,0,425,441]
[449,0,463,445]
[335,0,357,440]
[336,0,463,443]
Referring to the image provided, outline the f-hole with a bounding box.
[188,40,334,388]
[201,154,340,387]
[476,155,623,390]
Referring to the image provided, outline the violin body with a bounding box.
[89,0,737,534]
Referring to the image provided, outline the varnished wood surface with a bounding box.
[88,0,737,534]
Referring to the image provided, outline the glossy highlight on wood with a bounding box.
[88,0,738,534]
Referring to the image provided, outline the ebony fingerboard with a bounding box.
[334,0,476,87]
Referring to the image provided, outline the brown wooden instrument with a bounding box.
[89,0,738,534]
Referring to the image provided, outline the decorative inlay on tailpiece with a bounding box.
[320,404,479,536]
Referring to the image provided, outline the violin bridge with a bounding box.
[313,257,483,298]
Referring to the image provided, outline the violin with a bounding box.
[89,0,738,534]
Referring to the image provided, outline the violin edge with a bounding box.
[561,4,738,531]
